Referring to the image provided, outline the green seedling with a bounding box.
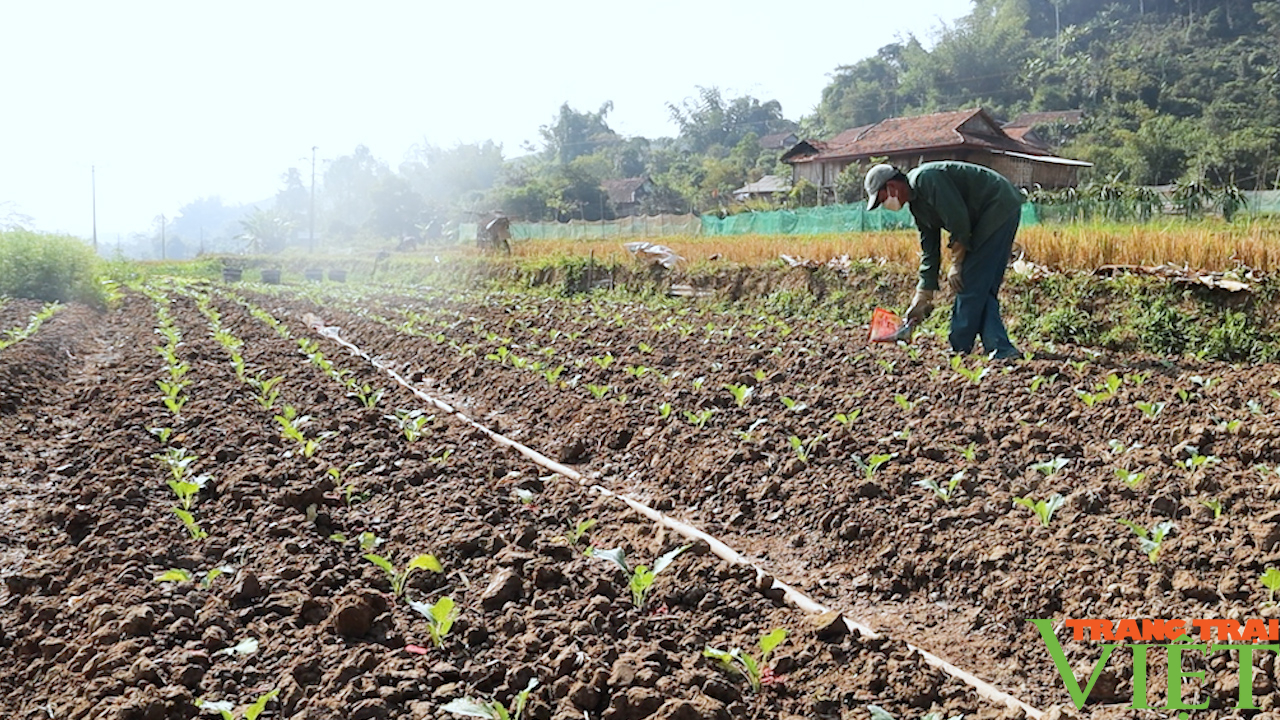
[893,394,921,412]
[387,408,431,442]
[1066,359,1090,375]
[348,383,384,408]
[158,380,189,414]
[1099,373,1122,395]
[443,678,538,720]
[658,402,672,419]
[409,596,459,647]
[228,352,247,382]
[1249,399,1265,415]
[1199,498,1223,519]
[683,409,715,429]
[915,471,965,502]
[752,369,767,383]
[876,359,896,375]
[692,376,706,391]
[155,568,192,583]
[364,553,443,597]
[1118,519,1175,563]
[1190,374,1219,391]
[168,473,209,511]
[957,442,977,462]
[780,397,807,412]
[1030,457,1069,476]
[172,508,208,540]
[788,434,824,465]
[542,365,564,386]
[950,355,987,384]
[1179,447,1220,472]
[358,531,381,552]
[852,453,895,481]
[624,365,651,378]
[564,519,597,545]
[197,689,278,720]
[638,342,654,354]
[832,409,861,427]
[1114,467,1146,487]
[1076,390,1111,408]
[1135,401,1165,418]
[149,427,173,444]
[1125,372,1148,386]
[1013,493,1064,528]
[703,628,788,693]
[429,448,454,465]
[199,566,232,589]
[1262,568,1280,603]
[593,544,691,608]
[586,384,610,400]
[723,383,752,408]
[1028,373,1057,394]
[514,488,537,505]
[1217,418,1244,434]
[591,352,614,369]
[154,447,198,483]
[247,374,283,409]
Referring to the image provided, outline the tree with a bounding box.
[366,174,428,239]
[322,145,388,236]
[399,141,504,209]
[668,87,795,155]
[274,168,309,224]
[540,102,619,165]
[237,208,295,254]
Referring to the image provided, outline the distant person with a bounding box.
[864,161,1024,359]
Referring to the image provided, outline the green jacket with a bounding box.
[907,161,1024,291]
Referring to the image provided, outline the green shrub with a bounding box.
[0,230,106,306]
[1135,294,1198,355]
[1201,308,1263,361]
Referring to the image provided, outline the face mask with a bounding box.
[882,193,903,212]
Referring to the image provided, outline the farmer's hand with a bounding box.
[947,246,966,293]
[906,289,936,322]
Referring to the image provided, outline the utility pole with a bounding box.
[91,165,98,252]
[160,214,166,261]
[309,146,317,253]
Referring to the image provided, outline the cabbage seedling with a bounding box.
[703,628,787,693]
[1012,493,1064,528]
[155,568,192,583]
[852,453,894,481]
[893,394,921,412]
[154,447,198,483]
[1261,568,1280,602]
[358,531,381,552]
[542,365,564,386]
[950,355,987,384]
[197,688,278,720]
[1200,498,1223,518]
[683,409,714,429]
[832,409,861,427]
[1114,468,1145,487]
[564,519,596,545]
[723,383,752,408]
[364,553,443,597]
[172,508,208,540]
[409,596,459,647]
[1117,519,1175,563]
[168,474,209,511]
[788,434,824,465]
[915,471,965,502]
[149,427,173,444]
[956,443,977,462]
[1135,401,1165,418]
[586,384,610,400]
[658,402,672,419]
[1178,447,1220,473]
[387,409,431,442]
[1030,457,1069,476]
[443,678,537,720]
[593,545,690,608]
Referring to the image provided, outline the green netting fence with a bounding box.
[507,204,1042,240]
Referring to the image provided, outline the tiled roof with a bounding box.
[786,108,1048,164]
[601,177,648,205]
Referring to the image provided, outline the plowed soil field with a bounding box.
[2,280,1278,720]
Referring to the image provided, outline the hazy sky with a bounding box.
[1,1,972,240]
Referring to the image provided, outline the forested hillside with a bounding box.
[157,0,1280,254]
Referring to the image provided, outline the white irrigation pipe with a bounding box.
[309,319,1044,720]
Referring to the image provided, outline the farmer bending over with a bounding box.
[864,161,1023,359]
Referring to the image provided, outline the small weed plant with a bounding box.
[703,628,788,693]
